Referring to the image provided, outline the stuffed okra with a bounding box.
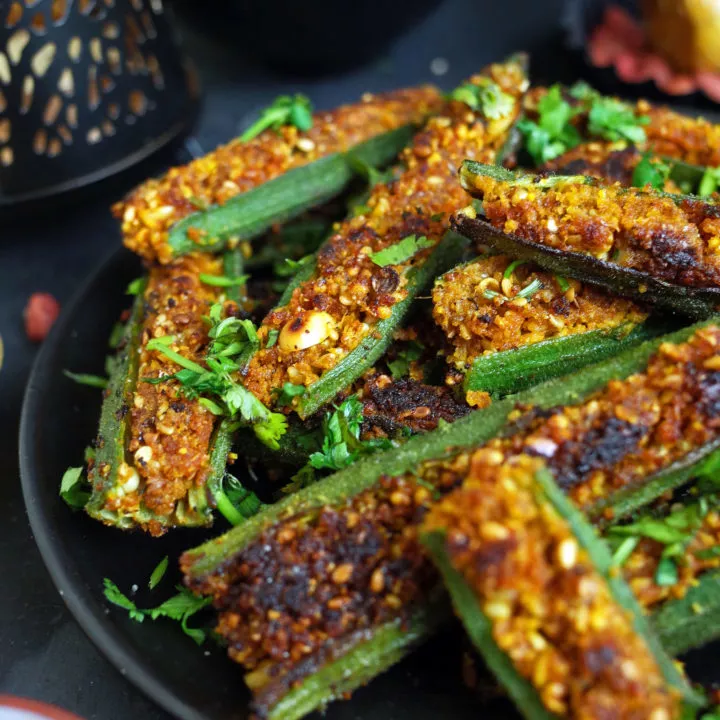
[116,87,442,264]
[432,253,654,400]
[241,56,529,420]
[181,322,720,718]
[421,454,696,719]
[86,252,254,534]
[454,162,720,317]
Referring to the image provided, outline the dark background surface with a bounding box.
[0,0,617,717]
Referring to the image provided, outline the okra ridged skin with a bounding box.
[421,454,697,719]
[115,87,442,264]
[241,56,530,419]
[87,254,241,535]
[454,162,720,318]
[432,253,655,400]
[182,322,720,718]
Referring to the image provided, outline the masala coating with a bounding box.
[115,87,442,264]
[242,59,528,409]
[98,255,231,533]
[423,453,680,719]
[184,453,471,703]
[432,254,647,372]
[482,325,720,508]
[461,170,720,289]
[358,372,471,437]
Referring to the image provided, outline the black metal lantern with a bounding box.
[0,0,199,210]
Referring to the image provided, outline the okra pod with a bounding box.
[432,253,658,399]
[241,56,530,420]
[542,144,711,195]
[421,454,698,718]
[86,252,247,534]
[181,321,719,718]
[115,87,442,264]
[454,162,720,318]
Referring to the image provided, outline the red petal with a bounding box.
[24,292,60,343]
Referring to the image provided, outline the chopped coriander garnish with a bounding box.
[144,308,286,450]
[266,329,279,349]
[212,472,265,526]
[60,466,90,510]
[198,273,248,288]
[555,275,570,292]
[611,536,640,567]
[149,556,169,590]
[240,94,313,143]
[502,259,528,280]
[103,578,212,645]
[63,369,109,389]
[274,254,314,278]
[370,234,433,267]
[518,85,581,165]
[654,557,679,587]
[587,96,648,144]
[482,288,502,300]
[631,153,671,190]
[699,167,720,197]
[387,340,424,379]
[450,79,515,119]
[126,277,145,296]
[287,397,394,490]
[515,278,543,300]
[275,381,306,407]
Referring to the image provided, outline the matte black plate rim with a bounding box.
[19,247,200,720]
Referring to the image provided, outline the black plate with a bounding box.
[18,247,519,720]
[18,248,720,718]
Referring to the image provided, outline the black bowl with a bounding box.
[18,247,518,719]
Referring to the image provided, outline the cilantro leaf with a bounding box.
[63,369,108,389]
[126,277,145,296]
[449,79,515,120]
[103,579,146,623]
[631,154,670,191]
[60,466,91,510]
[587,96,648,144]
[370,235,434,267]
[274,254,314,279]
[104,576,211,645]
[274,382,306,407]
[240,94,314,143]
[654,557,679,587]
[518,85,582,165]
[699,167,720,197]
[213,472,265,526]
[198,273,248,288]
[387,340,425,379]
[149,556,169,590]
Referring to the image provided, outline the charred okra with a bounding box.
[454,162,720,317]
[116,87,442,264]
[241,56,530,420]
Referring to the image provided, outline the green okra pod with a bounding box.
[453,162,720,318]
[421,456,701,719]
